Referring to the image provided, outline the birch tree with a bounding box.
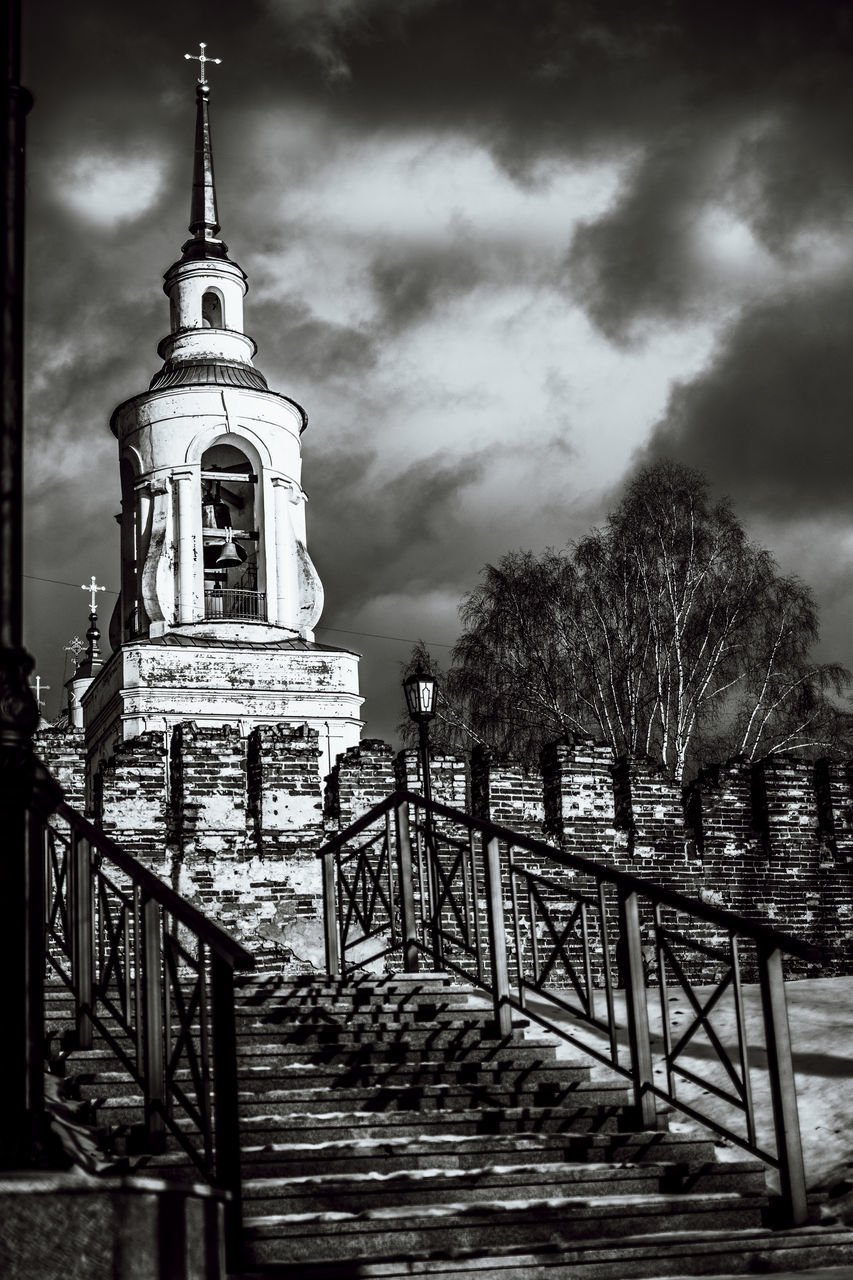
[443,461,848,781]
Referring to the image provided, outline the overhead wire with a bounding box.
[22,572,455,650]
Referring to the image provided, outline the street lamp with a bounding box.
[404,668,440,964]
[404,667,437,809]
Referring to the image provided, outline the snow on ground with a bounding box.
[520,977,853,1198]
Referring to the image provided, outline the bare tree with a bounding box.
[445,461,849,781]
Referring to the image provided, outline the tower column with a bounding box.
[134,478,152,630]
[273,477,295,629]
[173,469,197,625]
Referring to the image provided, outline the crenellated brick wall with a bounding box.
[42,717,853,976]
[326,739,396,826]
[98,730,169,863]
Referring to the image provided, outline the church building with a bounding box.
[81,60,362,784]
[38,53,364,963]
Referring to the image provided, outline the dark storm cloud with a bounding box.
[251,299,378,384]
[309,449,486,615]
[643,279,853,519]
[567,120,724,342]
[371,245,486,330]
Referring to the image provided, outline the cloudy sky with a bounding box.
[20,0,853,743]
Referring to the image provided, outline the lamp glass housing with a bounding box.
[404,670,437,720]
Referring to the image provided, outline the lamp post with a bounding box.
[403,668,440,964]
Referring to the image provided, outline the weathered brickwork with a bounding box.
[688,758,760,915]
[244,724,326,968]
[35,727,87,814]
[87,721,327,972]
[395,748,468,810]
[471,747,545,842]
[42,718,853,976]
[326,739,396,826]
[97,731,169,863]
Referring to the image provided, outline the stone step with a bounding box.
[234,1040,568,1069]
[233,1017,532,1041]
[234,1001,498,1026]
[230,1027,538,1054]
[232,1059,588,1088]
[238,1130,721,1179]
[241,1159,767,1215]
[232,1226,853,1278]
[235,1105,627,1143]
[238,1080,631,1115]
[241,1191,767,1265]
[236,973,459,998]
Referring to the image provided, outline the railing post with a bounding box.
[212,951,243,1270]
[322,850,340,978]
[618,887,657,1130]
[24,809,45,1123]
[483,835,512,1037]
[141,895,166,1151]
[758,945,807,1225]
[395,798,420,973]
[70,830,93,1050]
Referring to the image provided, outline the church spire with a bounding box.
[181,43,228,262]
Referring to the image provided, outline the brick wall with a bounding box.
[97,730,169,865]
[35,727,87,814]
[326,739,396,825]
[245,724,326,969]
[39,715,853,976]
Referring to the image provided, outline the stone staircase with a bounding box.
[46,974,853,1279]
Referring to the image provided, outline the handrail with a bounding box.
[318,787,818,1228]
[37,788,254,1269]
[319,788,826,965]
[54,800,254,967]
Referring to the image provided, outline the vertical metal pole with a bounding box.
[394,799,420,973]
[211,952,243,1271]
[141,895,166,1151]
[23,809,45,1121]
[71,832,93,1050]
[483,835,512,1038]
[417,717,443,968]
[384,810,397,950]
[322,850,340,978]
[508,847,525,1007]
[731,935,757,1149]
[469,830,484,985]
[618,887,657,1130]
[0,0,41,1171]
[598,882,619,1067]
[758,945,807,1225]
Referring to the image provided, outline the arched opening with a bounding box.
[201,289,224,329]
[200,442,264,620]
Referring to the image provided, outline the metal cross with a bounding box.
[82,576,106,612]
[29,676,50,708]
[64,636,85,659]
[184,42,221,85]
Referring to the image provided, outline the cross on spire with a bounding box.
[82,575,106,613]
[64,636,85,659]
[184,41,221,85]
[29,676,50,709]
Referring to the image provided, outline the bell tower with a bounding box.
[83,50,362,778]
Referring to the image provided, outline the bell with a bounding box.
[215,528,247,568]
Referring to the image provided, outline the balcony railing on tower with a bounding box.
[204,588,267,621]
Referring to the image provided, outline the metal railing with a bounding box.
[38,796,254,1252]
[318,788,823,1228]
[204,588,266,621]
